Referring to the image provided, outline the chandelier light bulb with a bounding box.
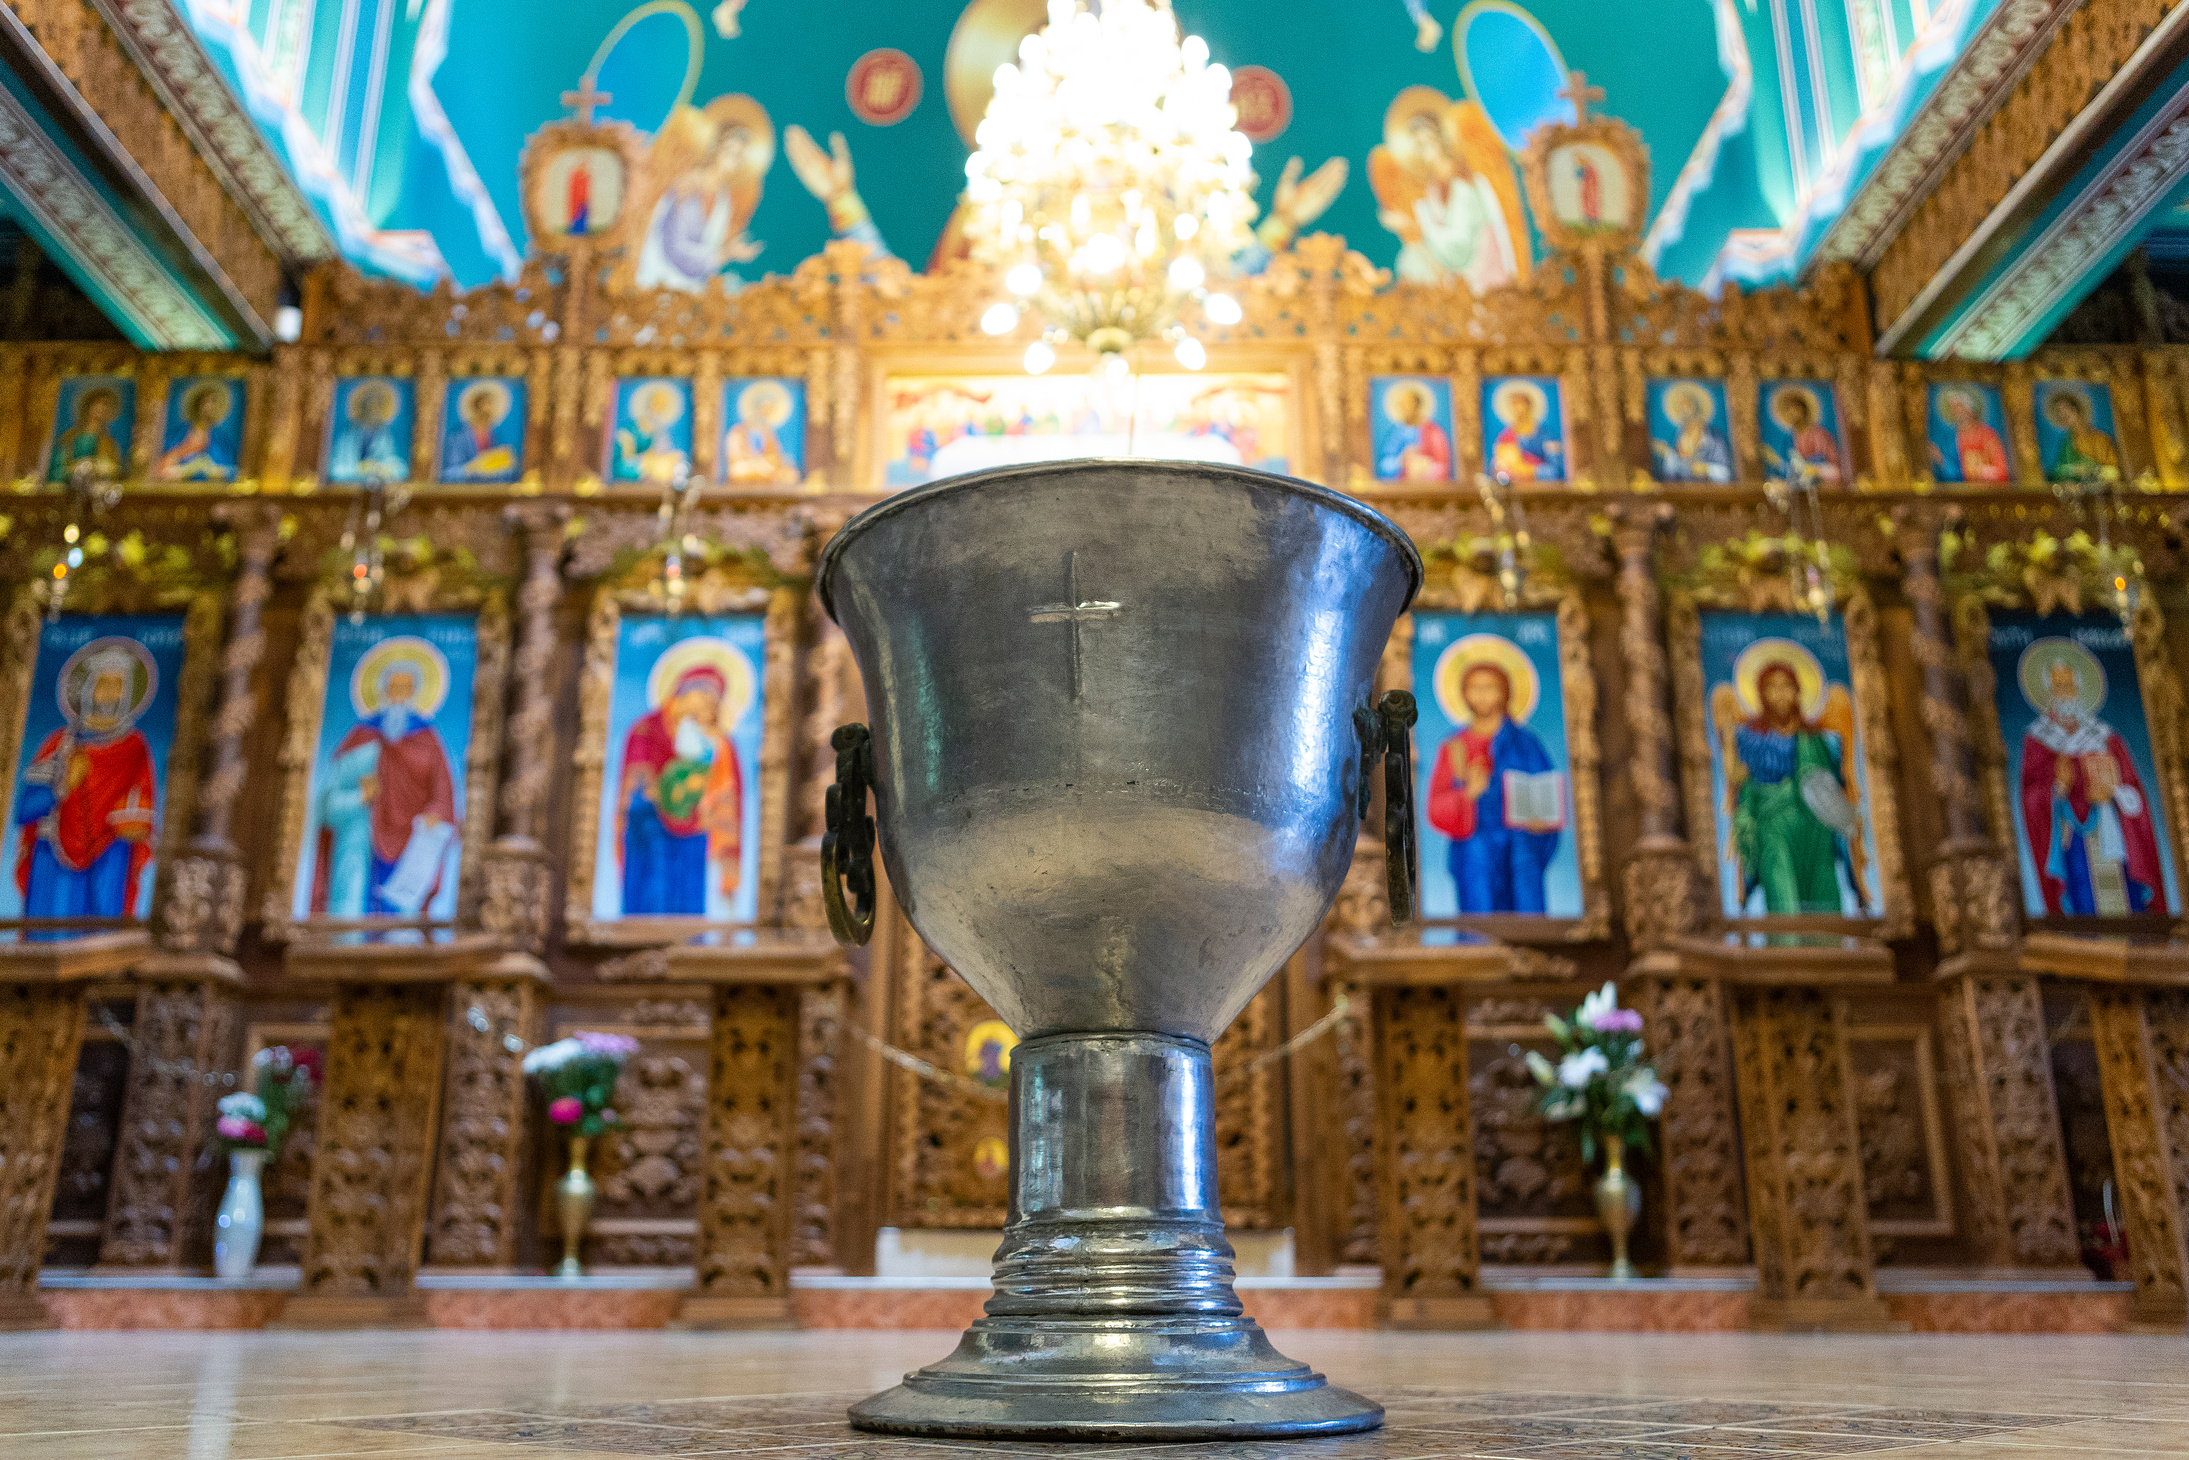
[1203,292,1242,325]
[1024,340,1057,374]
[1006,262,1044,296]
[1174,336,1207,370]
[1168,256,1205,290]
[982,302,1021,335]
[1101,351,1135,385]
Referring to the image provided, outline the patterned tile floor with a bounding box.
[1,1330,2184,1458]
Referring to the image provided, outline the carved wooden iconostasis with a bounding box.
[3,207,2189,1326]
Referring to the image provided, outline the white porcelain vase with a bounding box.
[214,1148,266,1281]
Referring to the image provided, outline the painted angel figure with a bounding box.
[1368,88,1526,293]
[1712,657,1869,916]
[631,96,773,293]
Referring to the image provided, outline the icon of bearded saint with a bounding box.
[2017,643,2166,917]
[1711,649,1869,917]
[1368,87,1528,293]
[14,641,158,939]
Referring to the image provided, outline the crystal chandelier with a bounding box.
[964,0,1256,376]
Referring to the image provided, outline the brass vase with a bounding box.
[554,1134,595,1278]
[1594,1136,1641,1281]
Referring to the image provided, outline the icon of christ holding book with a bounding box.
[1424,634,1565,913]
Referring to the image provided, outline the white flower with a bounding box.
[1556,1048,1608,1089]
[1626,1069,1668,1117]
[1576,981,1619,1031]
[521,1037,582,1076]
[1523,1050,1557,1086]
[217,1091,266,1121]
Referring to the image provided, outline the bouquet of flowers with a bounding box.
[523,1032,641,1137]
[216,1044,322,1157]
[1523,982,1667,1164]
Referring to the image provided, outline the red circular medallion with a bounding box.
[1229,65,1291,144]
[848,48,923,126]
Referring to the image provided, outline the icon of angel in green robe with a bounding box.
[1712,651,1871,916]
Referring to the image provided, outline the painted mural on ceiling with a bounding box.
[175,0,2006,295]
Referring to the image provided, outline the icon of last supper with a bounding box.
[590,614,766,925]
[1700,613,1880,918]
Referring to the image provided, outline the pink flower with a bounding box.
[217,1115,267,1145]
[1594,1008,1645,1034]
[575,1031,641,1059]
[548,1096,583,1126]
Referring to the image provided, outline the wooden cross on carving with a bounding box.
[561,76,613,128]
[1558,69,1605,124]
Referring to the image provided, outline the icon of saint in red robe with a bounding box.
[311,641,458,924]
[13,640,158,940]
[2018,644,2168,916]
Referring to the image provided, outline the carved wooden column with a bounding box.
[1630,977,1749,1271]
[478,503,568,950]
[277,946,516,1326]
[670,945,841,1327]
[108,502,282,1271]
[1611,504,1702,950]
[424,976,543,1269]
[1896,506,2017,959]
[94,973,241,1271]
[156,501,284,963]
[2088,982,2189,1329]
[1369,982,1493,1328]
[0,937,148,1325]
[1727,981,1895,1330]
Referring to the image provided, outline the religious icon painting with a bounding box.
[290,616,479,934]
[590,614,767,926]
[0,616,186,934]
[1926,382,2013,485]
[1698,612,1880,919]
[964,1018,1016,1089]
[44,376,135,484]
[2033,380,2123,484]
[1645,378,1733,484]
[439,376,528,485]
[325,376,416,486]
[1481,375,1565,484]
[152,377,244,483]
[1372,375,1455,483]
[528,142,630,242]
[606,377,694,484]
[1986,611,2179,919]
[1411,611,1582,918]
[719,377,806,486]
[1758,380,1847,489]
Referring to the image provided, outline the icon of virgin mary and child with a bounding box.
[311,639,459,929]
[1424,635,1566,913]
[614,639,750,916]
[1711,640,1870,916]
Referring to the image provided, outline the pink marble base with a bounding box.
[1884,1291,2131,1333]
[1241,1287,1379,1329]
[46,1290,288,1330]
[1490,1290,1752,1332]
[423,1289,685,1329]
[791,1288,989,1330]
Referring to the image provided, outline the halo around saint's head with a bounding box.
[1435,633,1539,728]
[1492,378,1549,428]
[2042,382,2096,428]
[632,382,687,434]
[736,380,792,427]
[347,379,399,426]
[181,380,233,426]
[57,636,157,729]
[1934,383,1988,423]
[646,636,755,733]
[458,380,512,427]
[1381,378,1436,424]
[1662,380,1715,425]
[1731,638,1826,720]
[352,636,450,718]
[1768,383,1824,431]
[2018,637,2106,716]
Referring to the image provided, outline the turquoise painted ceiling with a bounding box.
[176,0,2004,294]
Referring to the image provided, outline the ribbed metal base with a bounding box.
[847,1033,1383,1439]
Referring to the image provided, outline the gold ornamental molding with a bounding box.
[1873,0,2189,356]
[1812,0,2080,274]
[82,0,337,270]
